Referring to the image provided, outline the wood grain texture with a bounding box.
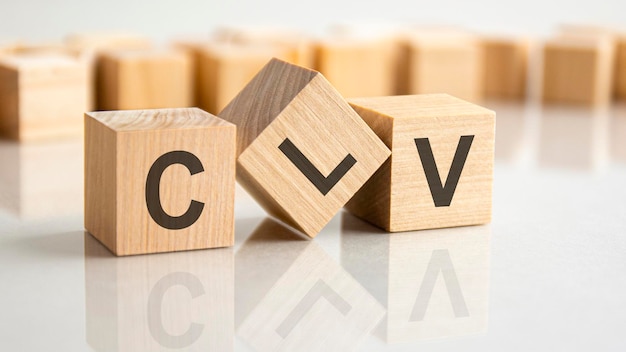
[542,37,614,106]
[219,58,390,237]
[85,108,236,256]
[313,36,398,98]
[183,42,298,114]
[346,94,495,232]
[0,53,89,141]
[97,49,193,110]
[403,33,483,103]
[482,37,529,99]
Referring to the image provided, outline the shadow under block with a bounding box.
[482,37,529,99]
[0,54,89,141]
[84,108,236,256]
[313,37,397,98]
[97,49,193,110]
[219,58,390,237]
[345,94,495,232]
[194,42,298,114]
[542,38,614,106]
[403,35,483,102]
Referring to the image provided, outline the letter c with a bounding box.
[145,150,204,230]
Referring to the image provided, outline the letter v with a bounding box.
[414,135,474,207]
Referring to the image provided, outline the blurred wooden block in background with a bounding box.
[346,94,495,232]
[219,58,390,237]
[542,37,614,106]
[313,35,398,98]
[181,41,299,114]
[65,31,152,52]
[616,36,626,100]
[402,32,483,102]
[482,37,529,99]
[97,49,192,110]
[0,53,89,141]
[85,108,236,256]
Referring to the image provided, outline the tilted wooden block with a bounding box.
[84,108,236,256]
[402,33,483,102]
[542,37,614,106]
[345,94,495,232]
[219,58,390,237]
[0,53,89,141]
[313,35,398,98]
[97,49,193,110]
[191,42,297,114]
[482,37,529,99]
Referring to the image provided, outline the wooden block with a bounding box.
[482,37,529,99]
[84,234,234,351]
[97,49,193,110]
[84,107,236,256]
[402,32,483,102]
[542,37,614,106]
[345,94,495,232]
[313,35,398,98]
[340,213,490,343]
[191,42,297,114]
[219,58,390,237]
[0,53,89,141]
[617,37,626,100]
[236,218,384,350]
[65,32,151,52]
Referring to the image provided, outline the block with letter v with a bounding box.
[219,58,390,237]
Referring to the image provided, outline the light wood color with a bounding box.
[97,49,193,110]
[345,94,495,232]
[401,32,483,102]
[65,32,151,52]
[617,37,626,100]
[219,58,390,237]
[482,36,529,99]
[84,234,234,351]
[84,108,236,256]
[313,35,399,98]
[542,37,615,106]
[0,53,89,141]
[183,41,297,114]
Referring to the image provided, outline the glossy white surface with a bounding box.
[1,101,625,351]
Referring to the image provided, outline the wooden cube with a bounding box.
[84,108,236,256]
[313,36,398,98]
[236,218,384,350]
[345,94,495,232]
[0,53,89,141]
[192,42,297,114]
[403,33,483,102]
[219,58,390,237]
[85,234,234,351]
[542,38,614,106]
[65,32,151,52]
[482,37,529,99]
[97,49,193,110]
[340,213,490,343]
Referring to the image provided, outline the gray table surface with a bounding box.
[1,100,625,351]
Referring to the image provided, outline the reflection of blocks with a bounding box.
[402,33,483,102]
[84,108,236,255]
[0,54,89,141]
[482,37,529,99]
[340,213,491,343]
[220,58,390,237]
[237,218,384,350]
[97,49,193,110]
[84,234,234,351]
[542,38,614,106]
[314,36,398,98]
[346,94,495,232]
